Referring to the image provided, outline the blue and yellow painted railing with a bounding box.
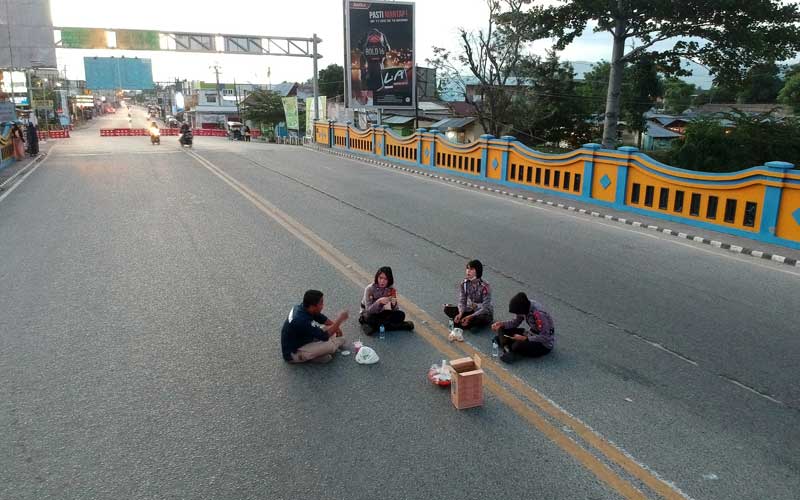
[0,124,15,169]
[313,120,800,249]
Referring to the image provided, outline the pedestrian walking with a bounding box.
[11,123,26,160]
[26,122,39,156]
[243,125,251,142]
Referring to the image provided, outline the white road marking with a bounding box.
[0,151,53,204]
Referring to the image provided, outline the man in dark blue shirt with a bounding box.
[281,290,349,363]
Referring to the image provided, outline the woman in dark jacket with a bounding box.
[26,122,39,156]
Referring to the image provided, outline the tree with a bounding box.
[240,90,285,128]
[622,56,663,145]
[576,60,663,145]
[662,78,697,114]
[514,0,800,148]
[509,51,592,148]
[665,111,800,172]
[778,73,800,114]
[317,64,344,99]
[428,0,529,137]
[737,62,783,103]
[704,84,739,104]
[576,61,612,118]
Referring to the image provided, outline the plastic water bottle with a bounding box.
[379,324,386,340]
[492,340,499,358]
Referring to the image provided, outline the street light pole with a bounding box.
[312,33,320,122]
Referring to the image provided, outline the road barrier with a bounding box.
[37,130,71,140]
[100,128,262,139]
[314,120,800,249]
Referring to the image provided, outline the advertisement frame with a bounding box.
[345,0,416,111]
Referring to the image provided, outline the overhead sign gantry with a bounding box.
[53,27,324,119]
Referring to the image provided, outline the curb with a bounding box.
[0,152,48,191]
[307,145,800,269]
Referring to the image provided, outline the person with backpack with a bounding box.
[491,292,555,363]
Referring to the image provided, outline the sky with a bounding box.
[49,0,620,85]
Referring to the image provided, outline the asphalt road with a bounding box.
[1,105,798,500]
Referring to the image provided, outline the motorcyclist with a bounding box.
[149,121,160,144]
[179,122,193,146]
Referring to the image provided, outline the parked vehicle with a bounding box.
[226,121,243,141]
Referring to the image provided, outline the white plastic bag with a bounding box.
[448,327,464,342]
[355,346,379,364]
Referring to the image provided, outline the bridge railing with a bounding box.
[313,120,800,249]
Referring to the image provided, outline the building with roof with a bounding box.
[642,121,683,150]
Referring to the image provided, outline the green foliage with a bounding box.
[428,0,528,137]
[509,51,592,147]
[663,111,800,172]
[317,64,344,99]
[663,78,697,114]
[512,0,800,147]
[737,62,783,103]
[778,73,800,114]
[576,59,662,142]
[240,90,285,127]
[575,61,611,117]
[624,57,663,135]
[703,84,739,104]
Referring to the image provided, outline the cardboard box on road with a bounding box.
[448,355,483,409]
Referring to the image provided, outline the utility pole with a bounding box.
[312,33,320,122]
[210,64,222,107]
[4,0,14,106]
[234,77,240,120]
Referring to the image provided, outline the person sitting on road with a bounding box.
[491,292,555,363]
[359,266,414,334]
[443,259,493,330]
[281,290,349,364]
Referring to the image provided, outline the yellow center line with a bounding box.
[187,149,687,500]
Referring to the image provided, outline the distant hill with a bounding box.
[439,59,715,102]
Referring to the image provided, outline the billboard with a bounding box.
[346,1,414,109]
[0,0,57,68]
[84,57,154,90]
[282,97,299,130]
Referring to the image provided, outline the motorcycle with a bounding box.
[179,130,193,148]
[149,127,160,145]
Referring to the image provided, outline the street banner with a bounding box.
[305,96,327,136]
[346,1,415,109]
[282,97,299,131]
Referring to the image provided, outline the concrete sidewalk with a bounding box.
[309,144,800,267]
[0,139,54,191]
